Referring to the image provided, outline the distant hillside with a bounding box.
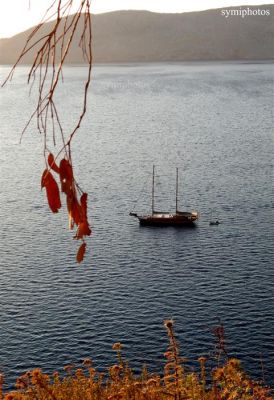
[0,6,274,64]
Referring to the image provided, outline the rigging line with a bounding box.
[130,172,151,212]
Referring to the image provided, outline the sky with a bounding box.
[0,0,273,38]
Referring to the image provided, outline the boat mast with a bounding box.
[176,167,178,213]
[152,165,155,214]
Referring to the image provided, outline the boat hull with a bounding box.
[137,212,198,227]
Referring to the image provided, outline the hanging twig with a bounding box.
[2,0,93,263]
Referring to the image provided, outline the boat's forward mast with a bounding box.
[176,167,179,214]
[152,165,180,215]
[152,164,155,215]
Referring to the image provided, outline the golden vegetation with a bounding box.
[1,321,272,400]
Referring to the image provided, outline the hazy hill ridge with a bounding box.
[0,5,274,63]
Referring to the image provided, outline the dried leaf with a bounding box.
[66,192,74,213]
[41,169,49,188]
[48,153,60,174]
[42,170,62,213]
[59,159,74,194]
[71,197,82,226]
[76,221,91,239]
[42,161,90,261]
[80,193,88,217]
[76,242,86,263]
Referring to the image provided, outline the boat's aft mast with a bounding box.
[176,167,179,214]
[152,165,155,214]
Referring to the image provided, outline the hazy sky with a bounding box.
[0,0,273,38]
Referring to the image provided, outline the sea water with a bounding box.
[0,62,273,388]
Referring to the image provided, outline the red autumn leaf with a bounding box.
[59,159,73,181]
[41,169,49,188]
[42,160,91,261]
[66,191,74,214]
[59,159,74,194]
[42,170,62,213]
[70,196,82,226]
[80,193,88,217]
[76,221,91,239]
[48,153,60,174]
[76,242,86,263]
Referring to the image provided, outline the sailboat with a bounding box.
[130,165,198,226]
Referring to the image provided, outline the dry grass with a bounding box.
[1,321,272,400]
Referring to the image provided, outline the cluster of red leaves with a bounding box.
[41,153,91,263]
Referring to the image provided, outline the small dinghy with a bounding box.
[209,220,220,226]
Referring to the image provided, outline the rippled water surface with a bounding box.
[0,62,273,388]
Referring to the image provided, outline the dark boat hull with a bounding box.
[137,212,198,227]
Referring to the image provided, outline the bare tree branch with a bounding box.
[2,0,93,263]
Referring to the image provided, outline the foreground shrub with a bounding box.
[1,321,272,400]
